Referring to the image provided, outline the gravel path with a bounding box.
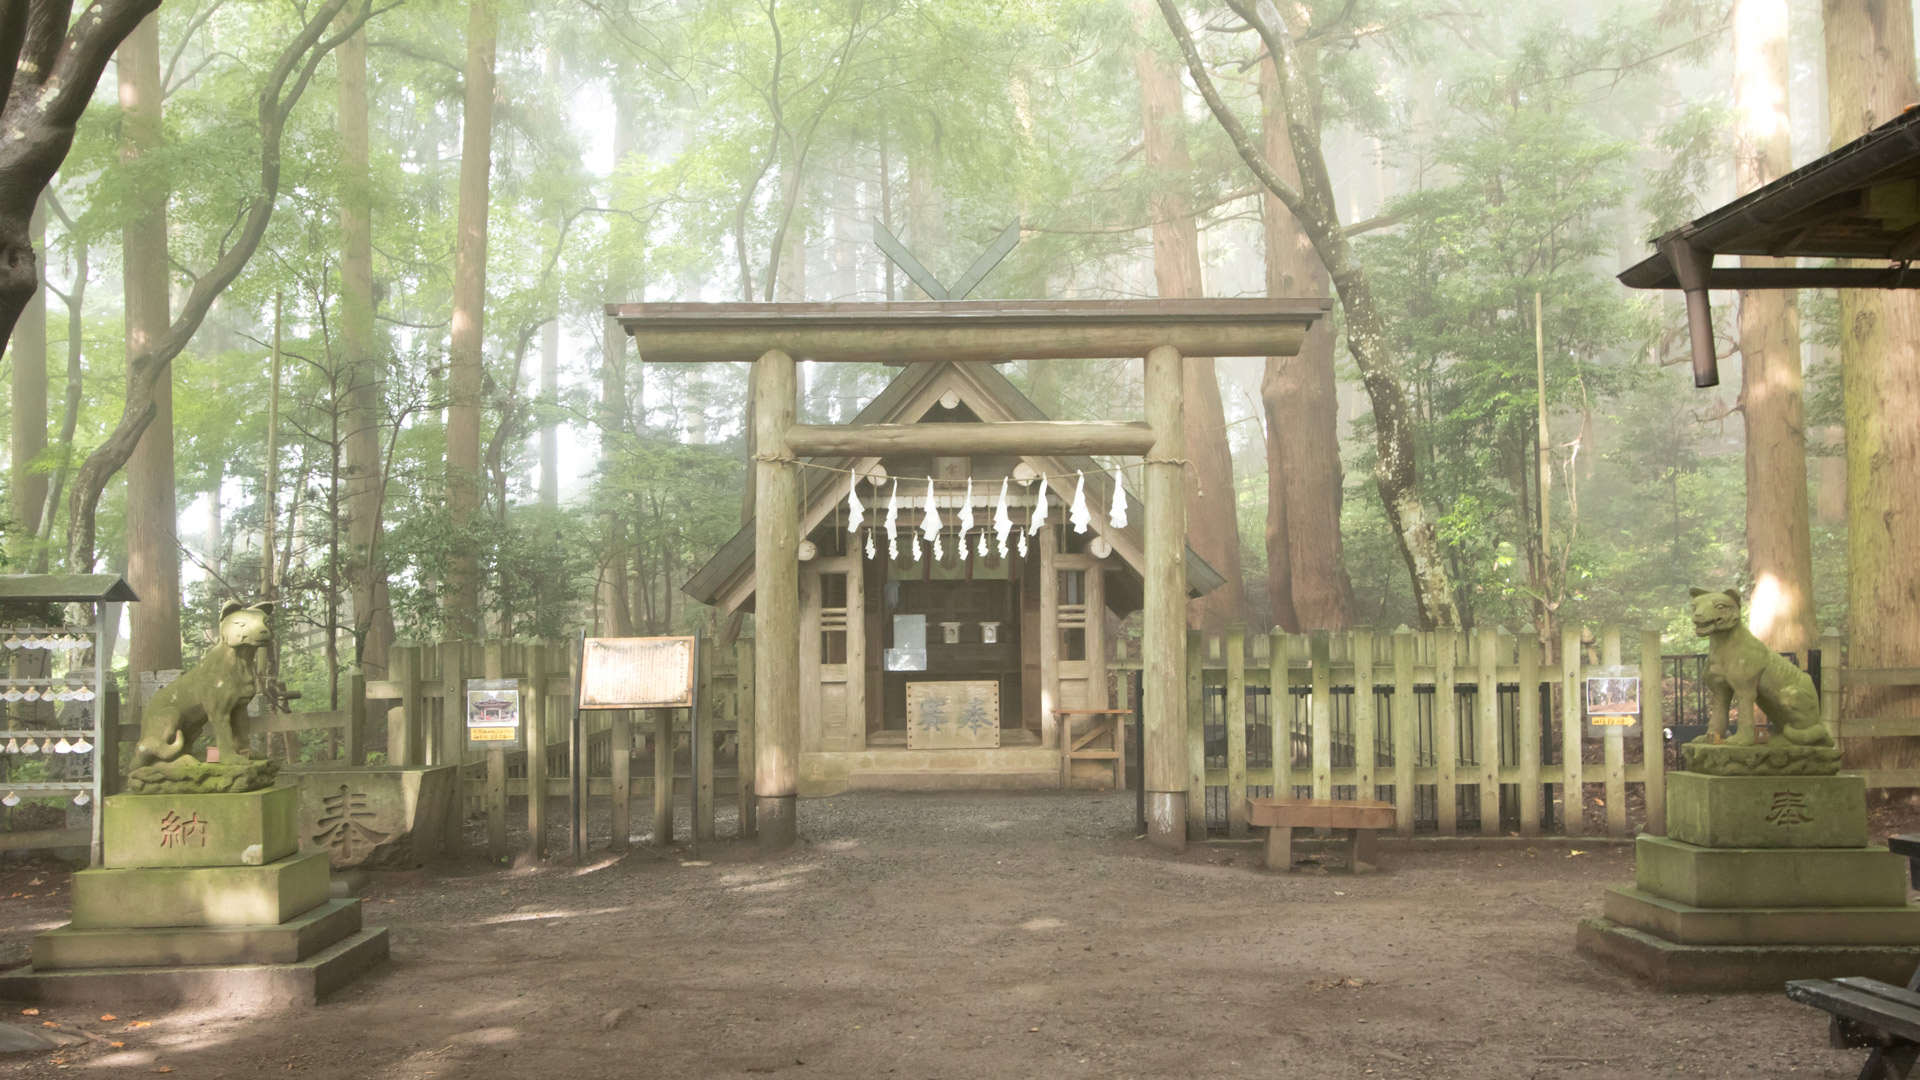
[0,790,1874,1078]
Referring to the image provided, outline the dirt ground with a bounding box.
[0,790,1905,1079]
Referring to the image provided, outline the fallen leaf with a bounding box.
[1028,1027,1041,1032]
[153,1069,173,1074]
[128,1021,152,1029]
[20,1008,38,1016]
[99,1014,116,1022]
[27,878,41,886]
[110,1042,126,1049]
[1568,849,1586,857]
[43,1021,60,1028]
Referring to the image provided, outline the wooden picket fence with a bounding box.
[130,623,1919,857]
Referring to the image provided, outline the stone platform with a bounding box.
[1576,918,1920,992]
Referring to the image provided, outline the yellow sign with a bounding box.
[469,727,516,741]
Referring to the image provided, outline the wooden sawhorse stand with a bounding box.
[1248,797,1396,874]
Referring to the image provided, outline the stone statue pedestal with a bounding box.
[0,782,389,1011]
[1577,771,1920,990]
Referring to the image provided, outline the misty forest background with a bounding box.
[0,0,1906,731]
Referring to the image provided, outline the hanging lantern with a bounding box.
[1110,476,1129,530]
[1069,472,1092,534]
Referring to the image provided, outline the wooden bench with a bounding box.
[1247,797,1396,874]
[1788,968,1920,1079]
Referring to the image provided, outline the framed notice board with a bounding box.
[578,636,695,710]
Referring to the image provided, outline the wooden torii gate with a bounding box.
[610,298,1328,851]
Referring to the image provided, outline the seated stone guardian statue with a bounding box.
[126,601,279,794]
[1684,587,1836,776]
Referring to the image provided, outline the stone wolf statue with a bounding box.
[129,601,274,772]
[1688,587,1830,747]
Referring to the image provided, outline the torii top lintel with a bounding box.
[607,298,1331,365]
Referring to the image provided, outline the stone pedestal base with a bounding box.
[1576,917,1920,991]
[1667,772,1867,849]
[72,850,331,928]
[32,899,364,970]
[103,784,298,869]
[0,926,390,1012]
[286,765,456,870]
[1604,886,1920,946]
[1634,835,1907,908]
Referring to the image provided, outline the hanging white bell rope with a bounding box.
[885,479,901,560]
[1069,471,1092,534]
[994,478,1013,558]
[921,479,944,560]
[1029,474,1049,534]
[1109,476,1129,530]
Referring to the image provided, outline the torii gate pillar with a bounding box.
[753,348,801,851]
[1141,344,1189,850]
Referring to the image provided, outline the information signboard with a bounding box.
[1584,666,1641,732]
[578,636,696,710]
[465,679,522,745]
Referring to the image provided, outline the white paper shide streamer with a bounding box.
[1069,471,1092,534]
[1028,474,1049,534]
[885,479,901,560]
[1109,476,1128,530]
[921,479,943,560]
[993,478,1013,557]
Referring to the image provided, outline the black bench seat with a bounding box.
[1789,974,1920,1079]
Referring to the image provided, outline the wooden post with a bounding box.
[610,710,633,850]
[484,642,507,859]
[696,640,716,842]
[736,639,757,840]
[754,348,801,851]
[1434,630,1457,836]
[1392,626,1416,836]
[1477,629,1500,835]
[527,642,548,860]
[1310,631,1332,803]
[1141,343,1189,850]
[1226,625,1247,838]
[1354,629,1375,803]
[1186,629,1205,842]
[570,636,588,858]
[1602,626,1627,837]
[1270,629,1292,800]
[1561,624,1583,836]
[346,668,367,766]
[441,642,467,853]
[1640,628,1666,837]
[651,708,672,847]
[388,644,418,768]
[1039,527,1059,749]
[1518,633,1542,837]
[1820,626,1842,733]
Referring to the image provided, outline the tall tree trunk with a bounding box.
[599,88,638,637]
[1825,0,1920,763]
[1155,0,1460,628]
[539,315,559,509]
[120,13,182,674]
[338,14,393,675]
[1259,57,1352,633]
[1135,19,1242,631]
[1736,0,1816,653]
[444,0,496,640]
[9,197,48,542]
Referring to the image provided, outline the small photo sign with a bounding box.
[466,679,521,745]
[1585,668,1641,727]
[579,636,695,710]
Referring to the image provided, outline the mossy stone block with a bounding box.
[70,850,329,929]
[32,899,362,970]
[1603,886,1920,946]
[1635,835,1907,909]
[1666,771,1868,849]
[103,784,297,869]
